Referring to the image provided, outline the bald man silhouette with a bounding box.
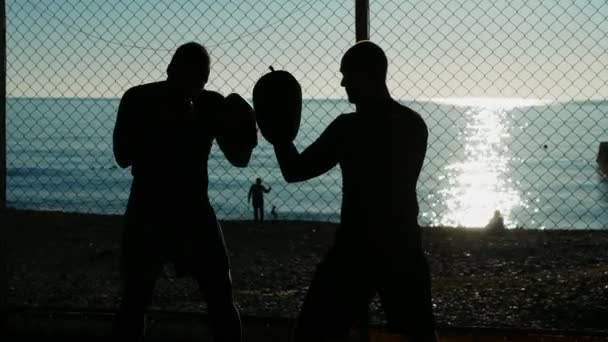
[112,42,244,342]
[273,41,438,342]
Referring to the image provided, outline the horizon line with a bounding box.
[5,95,607,104]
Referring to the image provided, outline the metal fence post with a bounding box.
[0,0,5,213]
[0,0,6,326]
[355,0,369,41]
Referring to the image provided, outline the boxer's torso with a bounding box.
[124,82,223,211]
[334,101,428,247]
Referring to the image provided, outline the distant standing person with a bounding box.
[261,41,438,341]
[248,178,271,224]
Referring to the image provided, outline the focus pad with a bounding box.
[253,68,302,145]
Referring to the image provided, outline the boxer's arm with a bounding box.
[113,89,135,168]
[273,117,341,183]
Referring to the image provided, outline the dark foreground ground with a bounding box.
[2,210,608,334]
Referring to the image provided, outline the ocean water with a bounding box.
[6,97,608,229]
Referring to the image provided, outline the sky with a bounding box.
[6,0,608,101]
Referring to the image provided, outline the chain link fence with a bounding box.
[5,0,608,228]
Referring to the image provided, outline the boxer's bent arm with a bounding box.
[113,90,135,168]
[273,118,341,183]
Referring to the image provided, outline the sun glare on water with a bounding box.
[430,97,551,109]
[426,97,551,228]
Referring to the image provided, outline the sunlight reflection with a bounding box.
[427,98,547,228]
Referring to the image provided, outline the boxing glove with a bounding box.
[215,93,257,167]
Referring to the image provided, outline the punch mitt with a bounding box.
[216,93,257,167]
[253,66,302,145]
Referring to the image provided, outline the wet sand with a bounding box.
[2,209,607,332]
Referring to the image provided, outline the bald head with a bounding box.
[341,41,387,79]
[167,42,210,96]
[340,41,389,104]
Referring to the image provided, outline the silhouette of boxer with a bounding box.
[272,41,438,342]
[112,42,247,342]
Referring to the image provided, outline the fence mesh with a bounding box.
[5,0,608,228]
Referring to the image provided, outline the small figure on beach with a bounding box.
[271,205,278,220]
[255,41,438,342]
[486,210,506,231]
[596,142,608,177]
[248,177,271,224]
[112,42,255,342]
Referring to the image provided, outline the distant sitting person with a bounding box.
[486,210,506,231]
[248,177,271,224]
[271,205,278,220]
[112,42,256,342]
[259,41,438,342]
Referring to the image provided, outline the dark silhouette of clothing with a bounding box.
[274,99,434,339]
[113,79,244,342]
[248,181,271,223]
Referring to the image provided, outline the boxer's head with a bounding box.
[167,42,210,97]
[340,41,388,104]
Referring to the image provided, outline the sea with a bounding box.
[6,97,608,229]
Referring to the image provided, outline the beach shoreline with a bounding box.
[2,209,607,332]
